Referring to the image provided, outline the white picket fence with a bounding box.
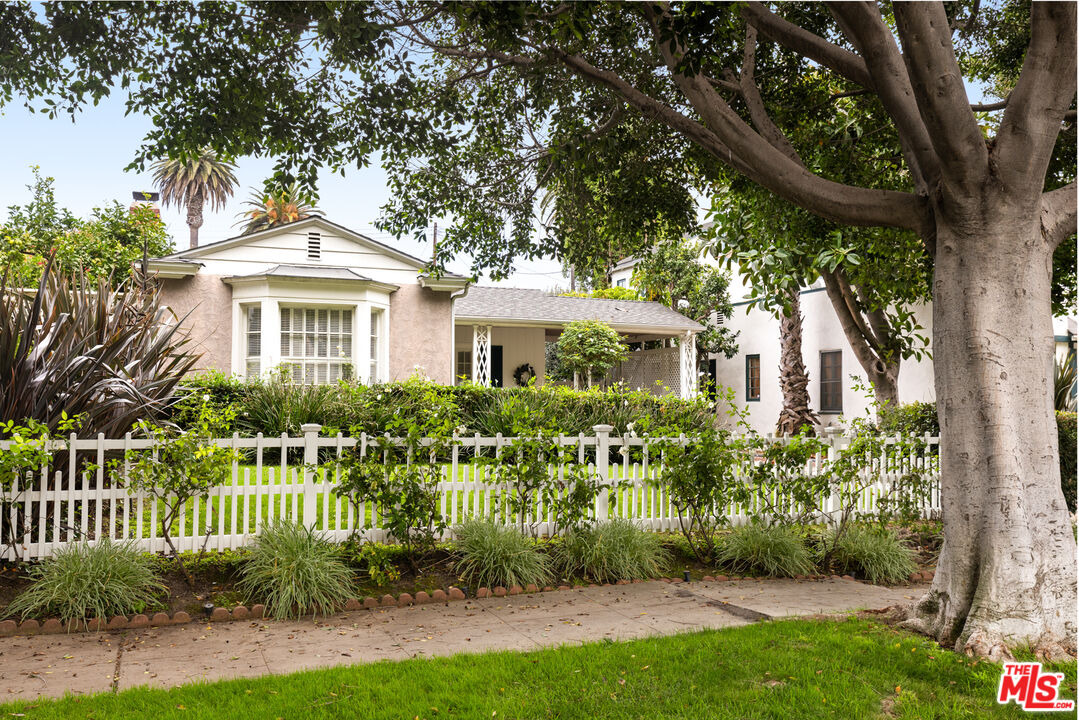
[0,424,941,561]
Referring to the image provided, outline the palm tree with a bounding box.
[238,183,322,234]
[152,148,238,249]
[776,288,819,436]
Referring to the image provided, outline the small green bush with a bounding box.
[717,524,814,578]
[827,525,917,585]
[6,538,165,626]
[554,519,670,583]
[877,401,939,438]
[238,521,355,619]
[453,518,552,589]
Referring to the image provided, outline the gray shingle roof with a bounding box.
[455,287,703,332]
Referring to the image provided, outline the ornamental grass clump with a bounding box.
[555,519,670,583]
[827,525,917,585]
[6,537,165,627]
[453,518,552,589]
[717,524,815,578]
[238,521,356,619]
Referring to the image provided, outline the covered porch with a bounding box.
[452,287,704,398]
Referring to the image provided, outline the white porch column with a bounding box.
[472,324,492,386]
[680,331,698,399]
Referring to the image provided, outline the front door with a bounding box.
[491,345,504,387]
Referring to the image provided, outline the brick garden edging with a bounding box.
[0,570,934,638]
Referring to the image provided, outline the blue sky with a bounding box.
[0,94,569,289]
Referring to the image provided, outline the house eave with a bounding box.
[145,260,202,279]
[223,274,400,293]
[419,276,471,292]
[453,315,702,335]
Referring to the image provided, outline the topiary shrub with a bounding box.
[453,518,552,589]
[1058,411,1077,513]
[6,538,165,626]
[826,525,917,585]
[554,519,670,583]
[238,521,355,619]
[717,524,814,578]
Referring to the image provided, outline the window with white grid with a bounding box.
[245,305,262,378]
[279,307,353,384]
[369,308,383,382]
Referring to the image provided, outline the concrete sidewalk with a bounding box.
[0,577,926,700]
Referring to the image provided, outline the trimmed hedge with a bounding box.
[169,373,716,438]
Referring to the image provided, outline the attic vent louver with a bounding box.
[307,232,321,261]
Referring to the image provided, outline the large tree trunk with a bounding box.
[902,207,1078,660]
[186,192,204,249]
[776,289,818,435]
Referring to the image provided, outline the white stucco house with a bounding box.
[612,252,1078,433]
[149,217,704,397]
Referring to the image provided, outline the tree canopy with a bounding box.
[1,167,173,286]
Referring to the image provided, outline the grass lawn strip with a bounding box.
[2,618,1074,719]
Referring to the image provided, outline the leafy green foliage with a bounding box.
[1,167,173,287]
[826,525,917,585]
[453,517,552,590]
[554,320,627,386]
[717,524,815,578]
[877,401,940,438]
[175,374,718,439]
[1058,412,1077,513]
[632,239,738,361]
[554,518,669,583]
[559,287,640,300]
[123,403,240,570]
[237,520,355,620]
[236,372,345,437]
[334,431,448,565]
[0,265,198,437]
[5,537,165,625]
[653,427,745,564]
[341,540,402,587]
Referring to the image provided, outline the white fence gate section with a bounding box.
[0,424,941,561]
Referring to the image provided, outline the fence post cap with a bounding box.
[592,424,615,433]
[300,423,322,434]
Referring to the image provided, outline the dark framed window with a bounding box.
[820,350,843,413]
[745,354,761,401]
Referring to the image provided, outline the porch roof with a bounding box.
[454,286,704,334]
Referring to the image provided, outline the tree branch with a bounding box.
[1041,183,1077,250]
[827,2,940,198]
[741,2,874,89]
[623,8,930,235]
[995,1,1078,203]
[820,269,889,375]
[737,24,803,167]
[891,2,988,193]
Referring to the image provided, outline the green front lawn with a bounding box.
[4,619,1074,719]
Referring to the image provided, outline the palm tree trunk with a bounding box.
[186,191,205,248]
[776,289,818,436]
